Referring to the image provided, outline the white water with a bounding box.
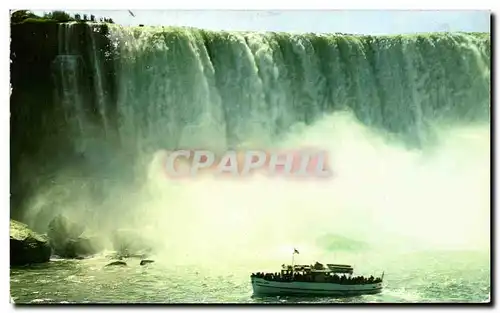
[25,25,490,267]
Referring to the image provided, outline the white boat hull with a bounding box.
[251,277,383,296]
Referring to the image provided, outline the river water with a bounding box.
[10,250,489,303]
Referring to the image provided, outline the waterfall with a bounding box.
[24,24,490,255]
[54,25,88,145]
[104,26,489,151]
[52,24,490,154]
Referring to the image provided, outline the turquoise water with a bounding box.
[10,250,489,303]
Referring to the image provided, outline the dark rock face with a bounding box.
[10,219,51,266]
[10,22,117,220]
[47,214,103,258]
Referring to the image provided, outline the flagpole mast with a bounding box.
[291,248,298,277]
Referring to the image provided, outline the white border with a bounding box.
[4,0,499,10]
[3,0,496,312]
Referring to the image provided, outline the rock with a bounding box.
[46,214,81,256]
[140,259,154,266]
[105,260,127,267]
[47,214,85,242]
[47,215,103,258]
[76,234,103,255]
[56,236,103,258]
[10,219,51,266]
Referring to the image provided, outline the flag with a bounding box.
[294,248,300,254]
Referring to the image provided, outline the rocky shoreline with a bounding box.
[10,220,51,266]
[10,215,153,267]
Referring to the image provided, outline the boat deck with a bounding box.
[251,277,383,296]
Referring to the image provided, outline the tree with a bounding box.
[10,10,114,24]
[47,10,72,22]
[10,10,37,24]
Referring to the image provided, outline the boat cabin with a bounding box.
[279,262,354,282]
[253,261,382,285]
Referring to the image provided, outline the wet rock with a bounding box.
[140,259,154,266]
[105,260,127,267]
[47,214,84,242]
[47,215,103,258]
[10,219,51,266]
[59,236,103,258]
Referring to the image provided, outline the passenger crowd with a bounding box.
[251,272,382,285]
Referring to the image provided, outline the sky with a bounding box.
[32,10,491,35]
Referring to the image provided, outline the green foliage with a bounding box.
[20,17,58,24]
[10,10,37,24]
[11,10,115,24]
[43,10,73,22]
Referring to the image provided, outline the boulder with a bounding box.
[140,259,154,266]
[54,236,103,258]
[47,214,102,258]
[73,235,103,255]
[10,219,51,266]
[105,260,127,267]
[47,214,84,244]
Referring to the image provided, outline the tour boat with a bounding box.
[251,262,384,297]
